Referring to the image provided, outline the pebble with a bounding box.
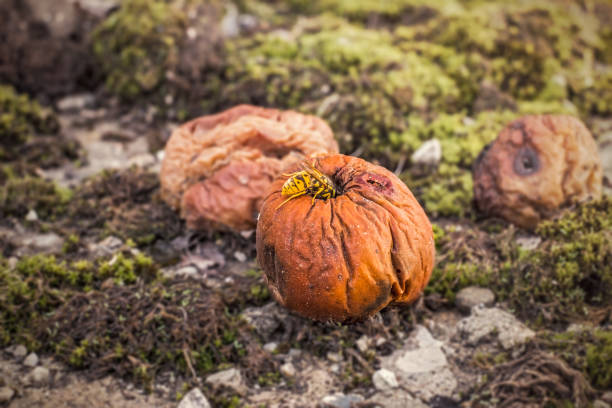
[356,335,370,353]
[16,233,64,254]
[8,344,28,359]
[26,366,50,386]
[242,303,288,337]
[177,388,211,408]
[205,368,246,395]
[56,93,95,112]
[455,306,535,350]
[411,139,442,168]
[239,230,255,239]
[88,236,123,257]
[326,351,343,363]
[602,392,612,404]
[280,363,296,378]
[455,286,495,314]
[23,352,39,367]
[0,387,14,403]
[320,392,364,408]
[594,401,611,408]
[25,209,38,222]
[234,251,247,262]
[381,325,457,400]
[263,342,278,353]
[372,369,398,390]
[515,235,542,251]
[367,389,429,408]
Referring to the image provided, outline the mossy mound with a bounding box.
[0,177,72,222]
[427,197,612,324]
[0,85,59,160]
[92,0,186,100]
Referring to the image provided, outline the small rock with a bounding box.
[205,368,246,395]
[455,286,495,314]
[263,342,278,353]
[89,236,123,257]
[455,306,535,350]
[8,344,28,359]
[594,401,611,408]
[367,389,429,408]
[57,93,95,112]
[7,257,18,270]
[515,235,541,251]
[280,363,296,378]
[177,388,211,408]
[380,326,457,400]
[326,351,343,363]
[26,366,50,386]
[320,392,364,408]
[242,303,288,337]
[356,335,370,353]
[25,209,38,222]
[239,230,255,239]
[166,265,199,279]
[127,153,156,168]
[602,391,612,404]
[329,364,340,374]
[0,387,15,403]
[372,369,398,390]
[411,139,442,168]
[23,352,39,367]
[234,251,247,262]
[16,233,64,254]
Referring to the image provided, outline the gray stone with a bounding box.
[326,351,343,363]
[23,352,39,367]
[602,391,612,404]
[594,401,611,408]
[233,251,247,262]
[280,363,296,378]
[411,139,442,168]
[25,209,38,222]
[372,369,398,390]
[205,368,246,395]
[239,230,255,239]
[367,389,429,408]
[57,93,95,112]
[16,233,64,254]
[263,342,278,353]
[88,236,123,257]
[177,388,211,408]
[242,302,288,337]
[455,286,495,314]
[515,235,542,251]
[380,325,457,400]
[26,366,50,386]
[8,344,28,359]
[356,335,370,353]
[320,392,364,408]
[0,387,14,403]
[455,306,535,350]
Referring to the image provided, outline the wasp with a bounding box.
[276,161,338,209]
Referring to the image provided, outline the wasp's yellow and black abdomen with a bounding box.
[277,164,337,210]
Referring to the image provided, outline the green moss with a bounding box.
[426,198,611,323]
[92,0,185,99]
[0,177,72,220]
[0,85,59,161]
[586,331,612,389]
[0,252,158,347]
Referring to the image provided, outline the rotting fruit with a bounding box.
[473,115,602,230]
[256,154,435,322]
[160,104,338,232]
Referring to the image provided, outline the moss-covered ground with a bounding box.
[1,0,611,406]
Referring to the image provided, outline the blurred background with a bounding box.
[0,1,611,407]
